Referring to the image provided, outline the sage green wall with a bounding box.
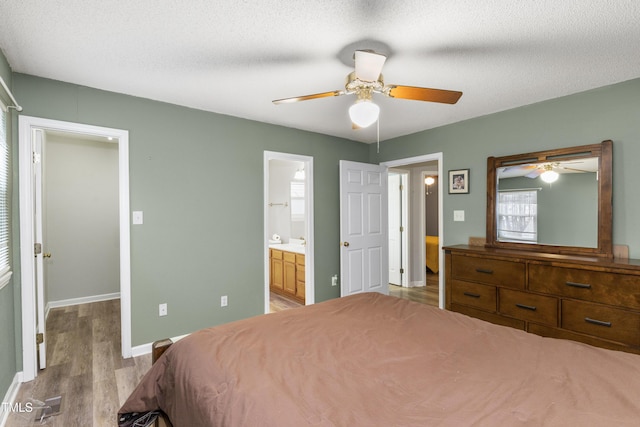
[372,78,640,258]
[498,174,598,247]
[0,49,18,400]
[12,74,369,346]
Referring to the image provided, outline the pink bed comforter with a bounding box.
[119,293,640,426]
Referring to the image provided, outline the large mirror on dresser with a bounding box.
[486,140,613,257]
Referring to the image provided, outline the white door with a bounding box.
[388,173,402,285]
[388,172,409,287]
[33,129,47,369]
[340,160,388,296]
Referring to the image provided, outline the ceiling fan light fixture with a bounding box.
[349,99,379,128]
[540,170,559,183]
[354,50,387,82]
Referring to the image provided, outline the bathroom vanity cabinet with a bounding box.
[270,248,305,304]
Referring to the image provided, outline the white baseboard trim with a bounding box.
[0,371,24,427]
[409,281,426,288]
[46,292,121,319]
[130,333,190,358]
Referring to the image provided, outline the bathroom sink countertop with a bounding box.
[269,243,305,254]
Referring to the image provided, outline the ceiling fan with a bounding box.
[272,50,463,128]
[504,161,594,183]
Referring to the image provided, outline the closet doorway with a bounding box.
[383,153,443,308]
[19,116,131,381]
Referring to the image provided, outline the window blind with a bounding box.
[290,181,305,221]
[497,189,538,243]
[0,100,12,289]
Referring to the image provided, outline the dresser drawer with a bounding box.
[529,264,640,310]
[451,255,525,289]
[499,289,558,326]
[270,249,283,259]
[561,300,640,346]
[451,280,497,312]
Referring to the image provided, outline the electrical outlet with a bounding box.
[221,295,228,307]
[159,303,167,317]
[332,275,338,287]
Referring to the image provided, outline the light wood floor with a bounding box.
[388,271,440,307]
[7,300,151,427]
[269,292,303,312]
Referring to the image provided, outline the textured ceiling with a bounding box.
[1,1,639,143]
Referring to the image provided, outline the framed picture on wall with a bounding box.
[448,169,469,194]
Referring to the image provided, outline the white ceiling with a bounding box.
[1,1,639,143]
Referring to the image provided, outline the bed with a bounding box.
[425,235,439,273]
[119,292,640,426]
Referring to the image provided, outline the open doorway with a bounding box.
[263,151,314,314]
[19,116,130,382]
[382,154,443,309]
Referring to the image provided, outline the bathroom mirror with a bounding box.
[486,140,613,257]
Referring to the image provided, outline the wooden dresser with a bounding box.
[444,245,640,354]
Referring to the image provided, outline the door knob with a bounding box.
[343,242,350,247]
[43,252,52,258]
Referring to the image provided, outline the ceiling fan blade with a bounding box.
[272,90,344,104]
[559,166,592,173]
[354,50,387,82]
[385,85,462,104]
[525,169,543,179]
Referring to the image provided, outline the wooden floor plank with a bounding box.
[6,300,151,427]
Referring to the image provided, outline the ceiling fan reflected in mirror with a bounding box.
[272,50,463,128]
[501,160,596,184]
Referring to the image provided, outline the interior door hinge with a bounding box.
[36,333,44,345]
[33,152,41,164]
[34,242,42,256]
[400,268,404,274]
[400,226,404,232]
[399,184,403,191]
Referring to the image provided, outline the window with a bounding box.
[290,181,305,222]
[0,100,11,289]
[497,190,537,243]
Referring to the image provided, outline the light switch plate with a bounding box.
[453,210,465,222]
[132,211,143,225]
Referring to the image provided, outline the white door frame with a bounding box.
[382,153,444,308]
[19,116,131,381]
[263,151,314,312]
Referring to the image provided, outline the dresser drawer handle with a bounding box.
[585,317,612,328]
[463,292,481,298]
[566,281,591,289]
[515,303,537,311]
[475,268,494,274]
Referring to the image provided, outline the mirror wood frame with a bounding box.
[486,140,613,258]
